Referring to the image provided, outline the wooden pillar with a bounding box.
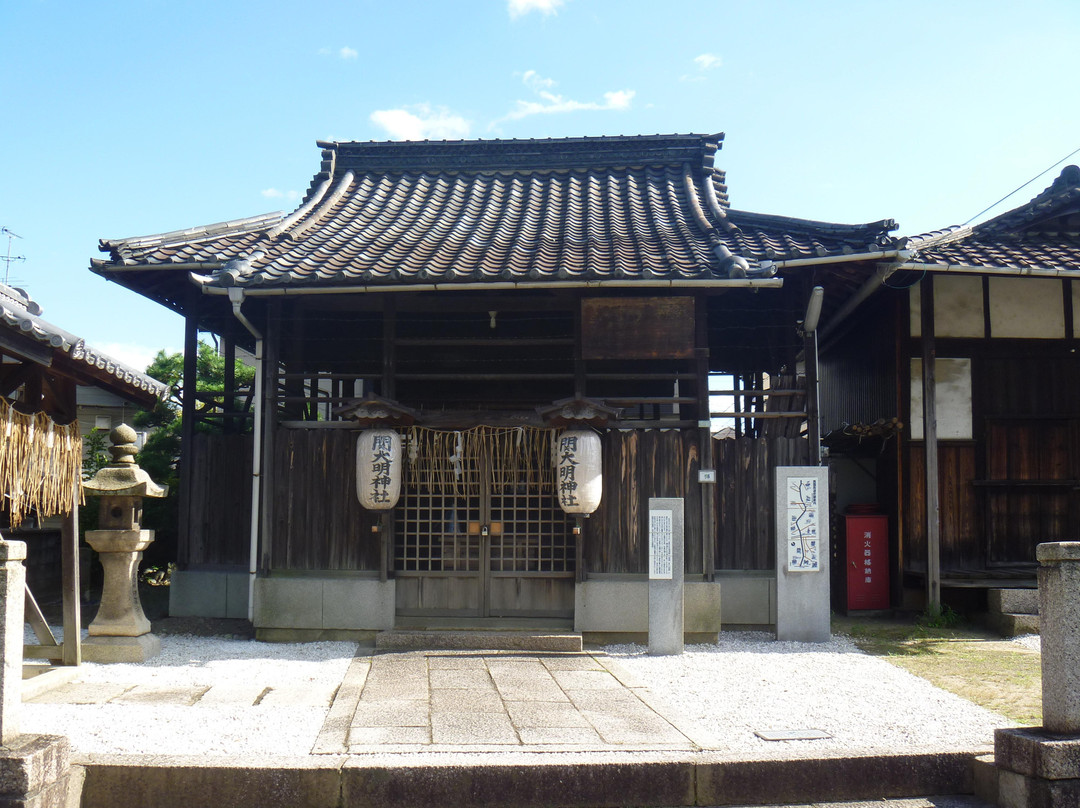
[805,329,821,466]
[178,312,198,567]
[574,296,586,399]
[920,276,941,612]
[379,299,397,581]
[60,485,81,665]
[223,333,236,434]
[382,298,396,400]
[259,300,280,574]
[696,297,716,581]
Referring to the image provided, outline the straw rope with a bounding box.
[0,397,83,528]
[405,425,554,496]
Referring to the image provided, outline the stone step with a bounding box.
[375,630,583,653]
[987,587,1038,616]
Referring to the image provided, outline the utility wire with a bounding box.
[963,145,1080,226]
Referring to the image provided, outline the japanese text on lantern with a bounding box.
[557,434,579,508]
[369,434,395,505]
[785,477,820,572]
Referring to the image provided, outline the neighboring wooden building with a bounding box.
[0,282,167,663]
[92,134,902,638]
[818,165,1080,609]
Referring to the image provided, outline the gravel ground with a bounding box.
[19,629,1022,759]
[604,632,1011,759]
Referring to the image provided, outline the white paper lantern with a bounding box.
[356,429,402,510]
[555,429,602,515]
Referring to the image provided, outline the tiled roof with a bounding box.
[908,165,1080,271]
[0,284,168,401]
[94,134,899,295]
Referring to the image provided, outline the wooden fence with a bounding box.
[715,436,809,570]
[183,429,806,576]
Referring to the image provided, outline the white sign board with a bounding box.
[784,476,821,572]
[649,509,673,580]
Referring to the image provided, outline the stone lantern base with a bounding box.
[82,528,160,663]
[82,633,161,664]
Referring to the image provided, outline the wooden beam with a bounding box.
[805,328,821,465]
[259,300,281,575]
[224,333,236,434]
[921,276,941,612]
[382,299,396,400]
[0,362,39,398]
[0,330,52,366]
[24,584,58,647]
[178,312,199,567]
[60,503,81,665]
[696,296,716,582]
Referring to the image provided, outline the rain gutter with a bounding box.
[192,277,785,295]
[226,287,264,624]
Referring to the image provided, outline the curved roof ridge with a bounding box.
[974,164,1080,235]
[280,171,355,242]
[102,211,284,254]
[728,209,898,242]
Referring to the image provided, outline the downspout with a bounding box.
[227,286,263,624]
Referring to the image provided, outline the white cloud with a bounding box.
[370,104,471,140]
[521,70,556,90]
[495,87,635,124]
[261,188,300,200]
[508,0,565,18]
[682,52,722,82]
[95,342,177,374]
[318,46,359,60]
[694,53,722,70]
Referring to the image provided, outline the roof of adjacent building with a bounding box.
[908,165,1080,272]
[0,284,167,405]
[92,134,899,311]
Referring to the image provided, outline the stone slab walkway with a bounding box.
[314,649,697,754]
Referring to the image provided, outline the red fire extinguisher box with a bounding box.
[845,507,889,611]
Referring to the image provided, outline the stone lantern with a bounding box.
[82,424,168,662]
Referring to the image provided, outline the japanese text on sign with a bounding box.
[557,434,579,508]
[649,509,673,579]
[785,477,820,572]
[368,433,395,505]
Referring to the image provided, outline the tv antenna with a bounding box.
[1,228,26,286]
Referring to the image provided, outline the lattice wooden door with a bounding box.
[394,427,575,619]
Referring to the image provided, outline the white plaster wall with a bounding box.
[989,276,1065,338]
[910,357,972,440]
[909,275,984,338]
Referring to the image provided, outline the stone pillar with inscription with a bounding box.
[775,466,830,643]
[991,542,1080,807]
[648,497,684,656]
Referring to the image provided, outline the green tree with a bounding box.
[134,341,256,486]
[132,341,255,566]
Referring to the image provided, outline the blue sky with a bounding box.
[3,0,1078,372]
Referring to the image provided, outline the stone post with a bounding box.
[648,498,684,656]
[991,542,1080,808]
[0,536,73,806]
[1037,542,1080,735]
[775,466,830,643]
[0,538,26,745]
[82,425,168,663]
